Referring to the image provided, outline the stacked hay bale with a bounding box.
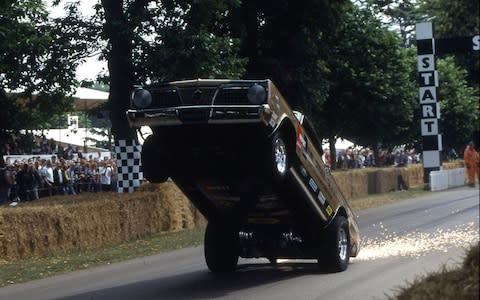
[331,161,462,200]
[0,182,205,262]
[331,164,451,199]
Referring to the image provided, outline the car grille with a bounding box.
[150,88,181,107]
[148,82,267,108]
[213,86,250,105]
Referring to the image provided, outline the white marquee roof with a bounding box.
[72,87,109,110]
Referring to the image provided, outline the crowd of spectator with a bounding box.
[0,155,117,205]
[322,147,422,169]
[0,137,426,206]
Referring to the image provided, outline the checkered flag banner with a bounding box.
[114,139,143,193]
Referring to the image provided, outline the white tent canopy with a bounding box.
[322,137,356,151]
[7,87,109,111]
[72,87,109,111]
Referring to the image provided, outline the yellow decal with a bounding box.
[326,205,333,216]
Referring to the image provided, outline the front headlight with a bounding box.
[247,84,267,104]
[131,87,152,108]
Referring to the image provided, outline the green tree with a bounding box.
[363,0,423,46]
[229,0,350,110]
[437,57,479,153]
[314,6,418,164]
[0,0,97,138]
[135,0,246,83]
[97,0,246,140]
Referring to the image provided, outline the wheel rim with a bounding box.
[274,137,287,174]
[338,227,348,261]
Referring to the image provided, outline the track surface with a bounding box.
[1,186,478,300]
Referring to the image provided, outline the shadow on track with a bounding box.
[53,261,327,300]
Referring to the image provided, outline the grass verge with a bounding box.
[0,187,439,287]
[0,227,205,287]
[348,187,429,211]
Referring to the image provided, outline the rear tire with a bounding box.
[204,222,239,273]
[318,216,350,272]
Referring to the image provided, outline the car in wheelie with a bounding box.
[127,79,360,273]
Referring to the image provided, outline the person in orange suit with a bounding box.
[463,141,479,187]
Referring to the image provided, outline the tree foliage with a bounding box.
[228,0,351,110]
[135,0,247,83]
[2,0,478,154]
[96,0,247,139]
[363,0,423,46]
[0,0,97,137]
[316,5,418,154]
[437,57,479,152]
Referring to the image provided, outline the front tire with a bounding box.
[318,216,350,272]
[204,222,239,273]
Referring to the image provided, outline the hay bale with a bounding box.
[375,168,399,193]
[332,171,352,199]
[402,165,424,188]
[349,169,369,199]
[0,182,205,262]
[443,160,465,169]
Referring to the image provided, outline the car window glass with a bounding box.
[293,111,304,123]
[302,117,323,155]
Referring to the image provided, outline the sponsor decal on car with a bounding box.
[326,205,333,216]
[269,111,278,128]
[299,166,334,219]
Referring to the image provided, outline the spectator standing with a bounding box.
[100,161,112,191]
[364,148,375,167]
[53,163,65,195]
[463,141,479,187]
[0,166,12,204]
[65,144,74,160]
[29,163,41,200]
[91,162,100,192]
[44,160,54,196]
[16,163,33,201]
[110,160,118,192]
[75,146,83,159]
[66,163,77,195]
[8,164,18,201]
[337,150,346,169]
[346,148,356,169]
[57,145,64,159]
[322,148,331,168]
[395,150,408,167]
[357,150,366,168]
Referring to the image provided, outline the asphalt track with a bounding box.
[0,186,478,300]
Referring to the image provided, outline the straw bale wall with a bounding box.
[0,183,205,262]
[332,161,463,199]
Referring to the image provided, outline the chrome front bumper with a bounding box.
[127,105,268,127]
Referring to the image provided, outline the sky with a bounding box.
[47,0,107,81]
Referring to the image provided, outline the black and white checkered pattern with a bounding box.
[114,139,143,193]
[416,22,442,185]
